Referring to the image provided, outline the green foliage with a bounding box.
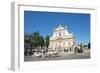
[39,36,44,48]
[88,42,90,49]
[25,31,50,50]
[31,31,41,48]
[45,36,50,48]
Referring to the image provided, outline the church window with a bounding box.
[59,32,61,36]
[68,42,70,46]
[63,31,65,36]
[63,42,65,46]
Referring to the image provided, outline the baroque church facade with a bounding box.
[49,25,75,53]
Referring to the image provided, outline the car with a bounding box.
[45,50,60,57]
[32,52,43,57]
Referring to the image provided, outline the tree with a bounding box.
[31,31,40,48]
[88,42,90,49]
[24,32,30,41]
[30,31,45,49]
[39,36,44,48]
[45,36,50,48]
[25,31,50,51]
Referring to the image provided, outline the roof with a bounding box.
[55,25,65,31]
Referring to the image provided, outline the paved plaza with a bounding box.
[24,50,90,62]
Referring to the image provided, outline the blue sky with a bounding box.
[24,11,90,44]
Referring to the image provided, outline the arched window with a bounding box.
[68,42,70,46]
[63,31,65,36]
[59,32,61,36]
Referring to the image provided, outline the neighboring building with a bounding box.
[49,25,75,53]
[24,40,33,56]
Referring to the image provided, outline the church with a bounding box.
[49,25,75,53]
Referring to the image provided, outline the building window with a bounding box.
[68,42,70,46]
[56,43,57,46]
[59,32,61,36]
[63,31,65,36]
[63,42,65,46]
[56,33,58,37]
